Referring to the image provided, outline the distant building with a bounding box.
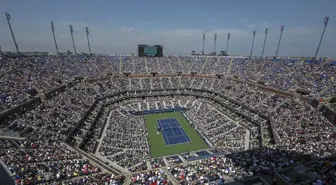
[209,52,216,56]
[220,51,227,56]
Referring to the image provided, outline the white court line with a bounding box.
[160,118,191,145]
[168,120,178,137]
[158,120,170,145]
[173,118,191,143]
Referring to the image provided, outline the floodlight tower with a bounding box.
[69,24,77,54]
[213,33,217,53]
[314,17,329,59]
[226,33,230,55]
[261,28,268,58]
[249,30,256,57]
[86,27,91,54]
[202,33,205,54]
[5,13,20,54]
[50,21,59,54]
[275,25,284,57]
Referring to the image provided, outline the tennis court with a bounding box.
[158,118,191,145]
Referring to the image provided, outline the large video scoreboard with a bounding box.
[138,44,163,57]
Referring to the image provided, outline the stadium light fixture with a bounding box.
[50,21,59,54]
[314,17,329,59]
[275,26,284,57]
[249,31,256,58]
[86,27,92,54]
[226,33,230,55]
[213,33,217,53]
[261,28,268,58]
[202,34,205,55]
[5,12,20,54]
[69,24,77,54]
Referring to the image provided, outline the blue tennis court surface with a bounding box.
[158,118,191,145]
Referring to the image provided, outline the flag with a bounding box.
[69,24,73,33]
[50,21,55,31]
[214,33,217,42]
[253,31,256,36]
[265,28,268,33]
[86,27,89,35]
[227,33,230,40]
[280,25,284,31]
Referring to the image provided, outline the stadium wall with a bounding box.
[320,105,336,126]
[44,84,67,99]
[65,99,99,142]
[0,83,67,123]
[0,97,41,123]
[128,107,187,115]
[1,74,334,145]
[101,89,267,146]
[0,160,14,185]
[269,118,279,144]
[98,108,110,140]
[100,88,272,146]
[79,104,104,150]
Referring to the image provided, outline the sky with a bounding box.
[0,0,335,56]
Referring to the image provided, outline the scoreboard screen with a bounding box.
[144,46,157,55]
[138,44,163,57]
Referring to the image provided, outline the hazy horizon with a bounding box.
[1,0,335,56]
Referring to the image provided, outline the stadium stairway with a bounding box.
[123,176,132,185]
[244,130,251,150]
[272,99,289,112]
[60,142,122,175]
[162,157,169,166]
[95,110,113,156]
[316,86,331,98]
[95,152,130,174]
[146,160,151,170]
[0,135,25,140]
[177,155,186,162]
[199,57,209,73]
[164,167,179,184]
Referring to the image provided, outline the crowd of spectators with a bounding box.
[1,55,335,111]
[99,109,149,170]
[231,58,336,96]
[185,101,246,151]
[1,54,336,184]
[0,55,120,112]
[130,169,172,185]
[0,127,124,184]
